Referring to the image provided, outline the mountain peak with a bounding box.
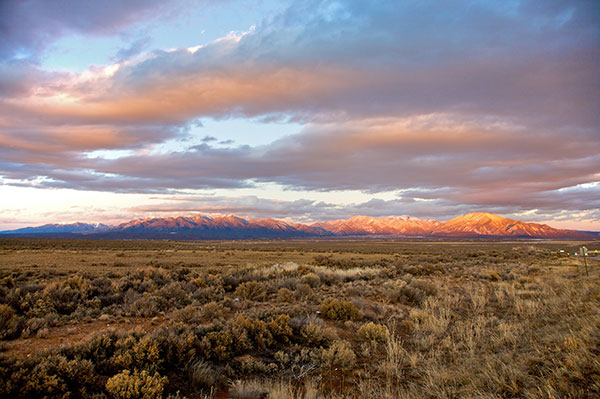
[0,212,595,239]
[455,212,507,221]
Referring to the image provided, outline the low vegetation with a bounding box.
[0,239,598,398]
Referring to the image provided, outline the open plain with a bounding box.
[0,238,598,398]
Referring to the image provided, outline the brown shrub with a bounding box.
[320,300,362,321]
[0,304,20,340]
[235,282,266,301]
[106,369,168,399]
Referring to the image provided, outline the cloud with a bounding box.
[3,0,598,125]
[0,0,183,61]
[0,0,599,226]
[1,116,598,218]
[113,37,151,62]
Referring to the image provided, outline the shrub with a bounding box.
[201,302,224,320]
[321,340,356,370]
[0,304,20,340]
[231,316,273,352]
[301,273,321,287]
[202,330,235,360]
[276,288,295,302]
[388,279,437,306]
[229,380,268,399]
[127,295,168,317]
[1,355,95,398]
[234,282,266,301]
[188,360,219,388]
[105,369,168,399]
[300,321,337,346]
[320,300,361,321]
[267,315,293,343]
[295,283,313,299]
[357,322,389,343]
[44,278,90,315]
[172,305,203,324]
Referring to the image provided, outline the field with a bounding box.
[0,238,598,399]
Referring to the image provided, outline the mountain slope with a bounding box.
[102,214,333,239]
[0,212,596,239]
[0,222,109,235]
[431,212,592,238]
[312,215,440,236]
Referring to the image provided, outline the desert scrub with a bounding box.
[320,299,362,321]
[106,369,168,399]
[202,314,292,360]
[0,354,95,398]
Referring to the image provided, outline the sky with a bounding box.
[0,0,599,231]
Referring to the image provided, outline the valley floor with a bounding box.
[0,239,598,398]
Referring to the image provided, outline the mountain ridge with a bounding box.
[0,212,596,239]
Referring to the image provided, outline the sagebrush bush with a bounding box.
[105,369,168,399]
[300,321,337,346]
[188,359,219,388]
[0,354,95,398]
[322,340,356,370]
[0,304,20,340]
[388,279,437,306]
[357,322,389,343]
[172,305,203,324]
[276,287,295,302]
[234,282,266,301]
[320,300,361,321]
[300,273,321,287]
[201,301,224,320]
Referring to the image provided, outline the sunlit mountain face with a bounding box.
[1,212,595,239]
[0,1,599,230]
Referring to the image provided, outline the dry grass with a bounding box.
[0,238,598,398]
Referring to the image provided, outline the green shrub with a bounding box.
[105,369,168,399]
[320,300,361,321]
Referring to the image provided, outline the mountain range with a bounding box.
[1,212,597,240]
